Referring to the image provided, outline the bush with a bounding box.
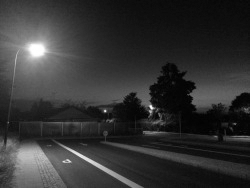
[0,134,19,187]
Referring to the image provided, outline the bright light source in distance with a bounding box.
[28,44,45,57]
[104,109,107,113]
[149,105,154,110]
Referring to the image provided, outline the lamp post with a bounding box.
[104,109,109,120]
[3,43,45,148]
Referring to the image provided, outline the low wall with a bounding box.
[19,121,133,138]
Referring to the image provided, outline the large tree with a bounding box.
[207,103,227,140]
[229,93,250,135]
[113,92,148,121]
[230,92,250,114]
[207,103,227,122]
[149,63,196,116]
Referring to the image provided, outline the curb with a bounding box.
[101,141,250,181]
[159,139,250,152]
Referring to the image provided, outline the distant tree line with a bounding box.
[1,61,250,136]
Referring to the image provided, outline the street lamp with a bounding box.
[3,43,45,148]
[103,109,109,120]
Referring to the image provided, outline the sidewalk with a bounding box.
[13,140,66,188]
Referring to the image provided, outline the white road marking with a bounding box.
[141,145,160,149]
[152,142,250,158]
[62,159,72,163]
[80,143,88,146]
[47,145,52,147]
[52,139,143,188]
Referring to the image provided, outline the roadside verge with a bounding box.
[101,141,250,181]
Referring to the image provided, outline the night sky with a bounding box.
[0,0,249,111]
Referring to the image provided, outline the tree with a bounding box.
[29,99,55,120]
[85,106,103,119]
[112,103,127,121]
[113,92,148,121]
[207,103,227,141]
[207,103,227,122]
[229,93,250,135]
[230,93,250,114]
[149,63,196,116]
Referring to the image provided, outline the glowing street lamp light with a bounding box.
[103,109,109,120]
[28,43,45,57]
[3,43,46,148]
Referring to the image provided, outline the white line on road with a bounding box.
[52,139,143,188]
[152,142,250,158]
[80,143,88,146]
[141,145,160,149]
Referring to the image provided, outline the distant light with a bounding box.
[28,44,45,57]
[104,109,107,113]
[149,105,155,110]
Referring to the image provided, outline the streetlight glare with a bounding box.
[3,42,46,148]
[28,44,45,57]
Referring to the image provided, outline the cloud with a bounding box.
[227,71,250,82]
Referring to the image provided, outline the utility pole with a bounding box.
[179,111,182,138]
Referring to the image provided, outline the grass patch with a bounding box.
[0,133,20,187]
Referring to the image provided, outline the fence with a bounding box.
[19,121,137,138]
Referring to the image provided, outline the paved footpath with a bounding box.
[13,140,66,188]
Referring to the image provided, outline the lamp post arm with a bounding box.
[4,49,20,147]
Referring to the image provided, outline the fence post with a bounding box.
[113,122,116,135]
[40,122,43,137]
[80,122,83,137]
[98,123,100,136]
[61,122,64,137]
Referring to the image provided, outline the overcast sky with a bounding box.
[0,0,249,110]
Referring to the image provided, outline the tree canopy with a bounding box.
[149,63,196,115]
[113,92,148,121]
[230,92,250,114]
[207,103,227,122]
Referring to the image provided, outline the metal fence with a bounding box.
[19,121,136,138]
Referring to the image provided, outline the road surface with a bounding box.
[38,137,250,188]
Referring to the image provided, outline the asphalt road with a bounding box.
[38,138,250,188]
[107,135,250,165]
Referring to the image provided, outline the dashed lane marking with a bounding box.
[52,139,143,188]
[62,159,72,163]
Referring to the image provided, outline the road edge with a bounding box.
[101,141,250,181]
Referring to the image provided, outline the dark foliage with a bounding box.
[207,103,227,123]
[113,92,148,121]
[229,92,250,114]
[29,99,55,121]
[149,63,196,115]
[85,106,103,119]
